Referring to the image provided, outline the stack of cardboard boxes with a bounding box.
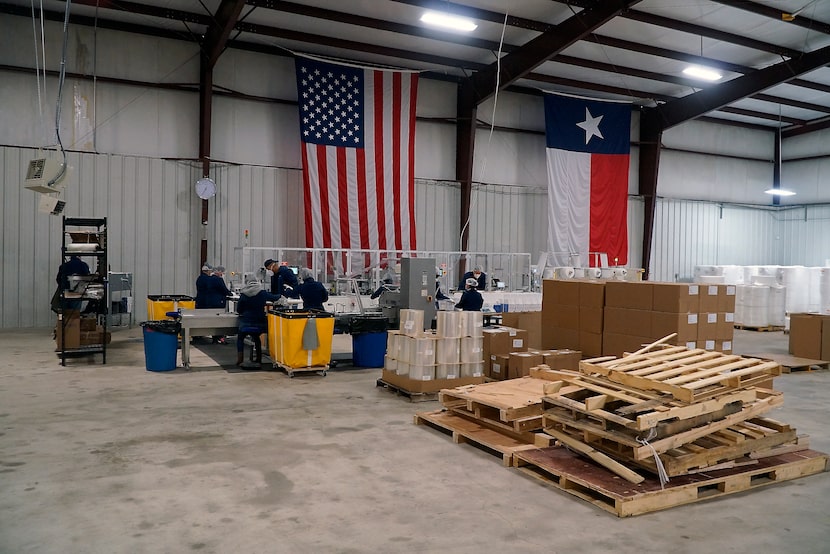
[484,325,581,380]
[55,311,110,349]
[789,313,830,360]
[542,280,736,358]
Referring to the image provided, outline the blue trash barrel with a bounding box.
[350,316,388,368]
[140,320,180,371]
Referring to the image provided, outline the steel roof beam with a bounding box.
[203,0,247,67]
[710,0,830,36]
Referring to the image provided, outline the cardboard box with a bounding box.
[789,313,830,360]
[698,312,719,340]
[489,354,510,380]
[543,279,581,306]
[604,307,651,336]
[543,326,580,351]
[542,349,582,370]
[697,339,717,351]
[652,312,698,342]
[578,280,605,308]
[80,316,98,331]
[604,281,653,310]
[717,312,735,340]
[652,283,700,313]
[699,284,721,312]
[718,285,737,312]
[501,312,542,349]
[509,352,544,379]
[381,368,484,393]
[55,317,80,349]
[717,340,733,354]
[549,304,580,330]
[483,327,528,360]
[578,330,603,358]
[602,332,652,358]
[579,306,604,334]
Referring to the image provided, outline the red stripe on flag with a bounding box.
[301,145,314,248]
[373,73,387,250]
[356,148,370,249]
[336,148,351,248]
[590,153,629,266]
[407,74,419,249]
[316,145,332,249]
[392,72,403,250]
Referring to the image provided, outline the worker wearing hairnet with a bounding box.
[296,267,329,311]
[236,279,281,366]
[195,263,231,309]
[263,258,299,298]
[458,266,487,291]
[456,277,484,311]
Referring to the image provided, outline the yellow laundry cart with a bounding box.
[267,309,334,377]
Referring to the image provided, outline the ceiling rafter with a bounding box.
[710,0,830,36]
[202,0,247,67]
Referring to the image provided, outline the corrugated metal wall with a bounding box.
[775,205,830,266]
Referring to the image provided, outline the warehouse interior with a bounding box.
[2,1,830,552]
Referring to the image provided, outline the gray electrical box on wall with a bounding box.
[399,257,437,330]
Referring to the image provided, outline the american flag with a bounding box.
[296,56,419,250]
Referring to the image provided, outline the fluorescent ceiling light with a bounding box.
[682,65,722,81]
[420,11,477,32]
[764,188,796,196]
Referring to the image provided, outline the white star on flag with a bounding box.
[576,108,604,144]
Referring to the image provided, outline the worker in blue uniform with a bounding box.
[456,278,484,311]
[264,258,299,298]
[458,266,487,291]
[196,264,231,309]
[296,268,329,311]
[236,279,280,366]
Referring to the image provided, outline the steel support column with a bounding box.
[638,114,662,280]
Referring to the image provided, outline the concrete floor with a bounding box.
[0,327,828,554]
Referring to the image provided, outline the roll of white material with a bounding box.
[573,268,586,279]
[735,284,770,326]
[584,268,602,279]
[384,355,397,372]
[436,363,460,380]
[408,363,433,381]
[808,267,823,312]
[694,265,721,278]
[613,268,628,280]
[720,265,743,285]
[399,335,413,364]
[400,309,424,336]
[743,266,761,285]
[460,361,484,378]
[555,267,575,279]
[768,285,787,326]
[696,275,725,284]
[460,311,483,338]
[743,305,769,327]
[600,268,615,279]
[820,268,830,314]
[396,361,410,377]
[543,268,556,279]
[781,266,809,314]
[751,275,777,286]
[436,311,461,338]
[436,337,460,364]
[460,336,483,363]
[409,336,436,366]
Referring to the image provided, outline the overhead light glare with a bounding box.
[682,65,722,81]
[764,188,796,197]
[420,11,477,32]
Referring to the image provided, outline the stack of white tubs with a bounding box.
[435,311,484,379]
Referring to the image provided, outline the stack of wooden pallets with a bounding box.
[415,341,828,516]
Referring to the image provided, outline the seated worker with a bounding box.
[236,279,280,366]
[435,272,450,302]
[296,268,329,311]
[458,266,487,291]
[263,258,299,298]
[455,278,484,311]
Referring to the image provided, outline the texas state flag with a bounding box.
[544,93,631,267]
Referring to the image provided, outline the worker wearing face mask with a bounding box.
[458,266,487,291]
[296,268,329,311]
[263,259,299,298]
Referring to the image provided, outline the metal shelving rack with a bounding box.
[58,217,108,366]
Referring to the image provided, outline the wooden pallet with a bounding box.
[750,352,830,373]
[734,324,784,332]
[273,362,328,378]
[514,446,828,517]
[439,377,548,425]
[376,379,439,403]
[542,390,783,462]
[414,410,539,466]
[580,347,782,402]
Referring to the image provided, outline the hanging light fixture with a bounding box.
[420,11,478,32]
[682,65,722,81]
[764,188,796,196]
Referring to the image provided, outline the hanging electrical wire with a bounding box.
[48,0,73,187]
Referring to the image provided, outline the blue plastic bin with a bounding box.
[141,320,180,372]
[352,331,388,368]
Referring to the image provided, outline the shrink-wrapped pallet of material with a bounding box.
[408,363,434,381]
[460,361,484,378]
[436,311,462,338]
[409,336,436,366]
[400,309,424,336]
[736,284,770,327]
[768,285,787,326]
[436,363,461,380]
[460,311,483,338]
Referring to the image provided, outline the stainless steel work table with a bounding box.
[179,309,239,368]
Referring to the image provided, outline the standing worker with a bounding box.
[263,259,299,298]
[52,255,91,312]
[458,266,487,291]
[296,268,329,311]
[456,278,484,311]
[236,279,280,366]
[195,264,230,309]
